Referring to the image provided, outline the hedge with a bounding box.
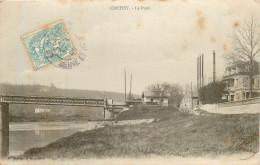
[199,81,226,104]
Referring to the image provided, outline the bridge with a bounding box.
[0,95,125,157]
[0,95,105,107]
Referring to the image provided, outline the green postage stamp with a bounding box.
[21,20,76,70]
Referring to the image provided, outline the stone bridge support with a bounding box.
[0,103,9,158]
[104,109,113,119]
[104,98,114,120]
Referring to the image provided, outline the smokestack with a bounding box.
[202,54,204,87]
[199,55,201,88]
[124,69,126,101]
[213,50,216,82]
[197,57,199,92]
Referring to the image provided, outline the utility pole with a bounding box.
[199,55,201,88]
[197,57,199,92]
[213,50,216,82]
[191,82,193,109]
[202,54,204,87]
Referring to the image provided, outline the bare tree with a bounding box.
[224,14,260,97]
[147,82,183,106]
[147,83,170,102]
[168,84,184,107]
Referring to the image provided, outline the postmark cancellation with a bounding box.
[21,20,76,70]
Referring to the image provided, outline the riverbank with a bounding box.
[17,106,258,159]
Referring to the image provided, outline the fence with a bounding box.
[218,97,259,108]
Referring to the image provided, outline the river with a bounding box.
[9,121,104,156]
[9,119,154,156]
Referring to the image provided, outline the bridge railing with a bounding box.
[0,95,105,107]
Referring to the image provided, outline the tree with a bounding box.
[168,84,184,107]
[224,14,260,98]
[199,81,226,104]
[147,82,183,106]
[49,83,56,94]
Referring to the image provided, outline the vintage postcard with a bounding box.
[0,0,259,165]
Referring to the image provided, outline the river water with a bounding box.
[9,119,154,156]
[9,121,104,156]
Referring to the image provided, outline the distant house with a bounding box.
[180,91,199,110]
[35,105,51,114]
[125,98,143,106]
[40,86,50,93]
[142,91,169,106]
[222,64,260,102]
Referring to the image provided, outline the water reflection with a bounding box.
[9,124,83,156]
[7,119,153,156]
[8,121,107,156]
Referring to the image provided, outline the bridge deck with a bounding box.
[0,95,105,107]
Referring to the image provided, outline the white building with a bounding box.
[40,86,50,93]
[143,91,169,106]
[180,91,199,110]
[35,106,51,114]
[222,65,260,102]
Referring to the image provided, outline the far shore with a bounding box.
[9,116,113,123]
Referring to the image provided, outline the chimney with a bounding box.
[124,69,126,101]
[197,57,199,92]
[199,55,201,88]
[202,54,204,87]
[213,50,216,82]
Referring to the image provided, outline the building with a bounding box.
[125,99,143,106]
[222,65,260,102]
[180,91,199,110]
[142,90,169,106]
[40,86,50,93]
[35,105,51,114]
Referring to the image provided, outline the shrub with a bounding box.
[199,81,226,104]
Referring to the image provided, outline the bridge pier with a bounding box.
[0,103,9,158]
[104,108,113,119]
[104,98,114,120]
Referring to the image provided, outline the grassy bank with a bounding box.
[19,106,259,159]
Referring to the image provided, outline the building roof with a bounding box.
[223,61,260,78]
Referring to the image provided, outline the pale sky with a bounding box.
[0,0,259,95]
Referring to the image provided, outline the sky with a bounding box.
[0,0,260,95]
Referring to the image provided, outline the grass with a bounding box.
[18,106,259,159]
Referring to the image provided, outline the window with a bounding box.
[243,77,249,87]
[255,78,259,87]
[246,92,250,99]
[252,78,259,87]
[236,93,239,101]
[229,79,234,87]
[234,79,238,88]
[231,95,234,101]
